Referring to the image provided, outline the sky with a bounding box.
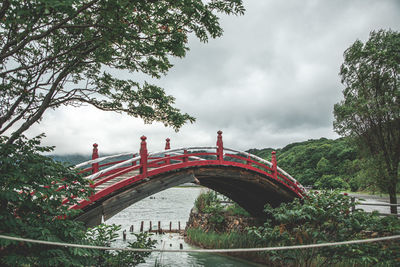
[25,0,400,155]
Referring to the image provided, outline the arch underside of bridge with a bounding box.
[75,165,300,227]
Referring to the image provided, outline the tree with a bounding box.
[333,29,400,213]
[0,135,156,266]
[0,0,245,144]
[0,135,91,265]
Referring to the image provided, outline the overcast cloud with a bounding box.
[25,0,400,155]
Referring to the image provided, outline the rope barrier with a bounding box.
[0,234,399,253]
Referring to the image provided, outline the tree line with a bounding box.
[248,136,395,193]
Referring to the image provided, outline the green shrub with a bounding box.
[226,203,251,217]
[314,174,350,190]
[248,191,400,266]
[86,224,156,267]
[0,135,156,266]
[194,190,219,212]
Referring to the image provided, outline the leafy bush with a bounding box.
[0,135,94,266]
[248,191,400,266]
[226,203,251,217]
[0,135,156,266]
[86,224,156,267]
[194,190,219,212]
[314,174,350,190]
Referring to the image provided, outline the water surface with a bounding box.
[106,187,261,266]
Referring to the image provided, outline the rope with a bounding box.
[0,234,399,253]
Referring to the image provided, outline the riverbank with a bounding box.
[184,190,400,266]
[184,206,269,265]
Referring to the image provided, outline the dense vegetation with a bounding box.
[248,137,400,193]
[0,135,156,266]
[186,190,400,266]
[333,29,400,213]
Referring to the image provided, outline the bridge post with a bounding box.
[216,130,223,162]
[183,149,188,163]
[165,138,171,165]
[140,136,148,177]
[92,143,99,174]
[271,151,278,179]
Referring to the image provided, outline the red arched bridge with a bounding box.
[69,131,307,227]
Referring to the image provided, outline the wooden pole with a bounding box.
[216,130,223,162]
[165,138,171,164]
[271,151,278,179]
[140,221,144,232]
[140,136,148,177]
[92,143,99,174]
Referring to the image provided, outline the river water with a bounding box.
[106,187,261,266]
[105,188,395,266]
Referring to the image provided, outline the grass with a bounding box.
[186,228,261,250]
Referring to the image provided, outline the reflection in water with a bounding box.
[106,187,261,266]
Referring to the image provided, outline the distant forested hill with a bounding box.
[247,137,364,191]
[49,154,91,166]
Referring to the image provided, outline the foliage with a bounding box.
[0,135,156,266]
[0,135,94,266]
[249,138,361,190]
[314,175,350,190]
[86,224,157,267]
[194,190,220,213]
[333,29,400,213]
[225,203,251,217]
[248,191,400,266]
[193,190,252,232]
[186,227,258,249]
[194,190,225,229]
[0,0,245,144]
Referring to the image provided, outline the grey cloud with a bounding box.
[26,0,400,155]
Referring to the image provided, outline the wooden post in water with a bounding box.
[178,221,181,231]
[130,225,134,232]
[158,221,162,234]
[123,230,126,241]
[149,221,152,232]
[169,222,172,231]
[140,221,144,232]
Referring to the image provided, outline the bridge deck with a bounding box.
[65,132,306,226]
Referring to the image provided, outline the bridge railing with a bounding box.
[70,131,306,209]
